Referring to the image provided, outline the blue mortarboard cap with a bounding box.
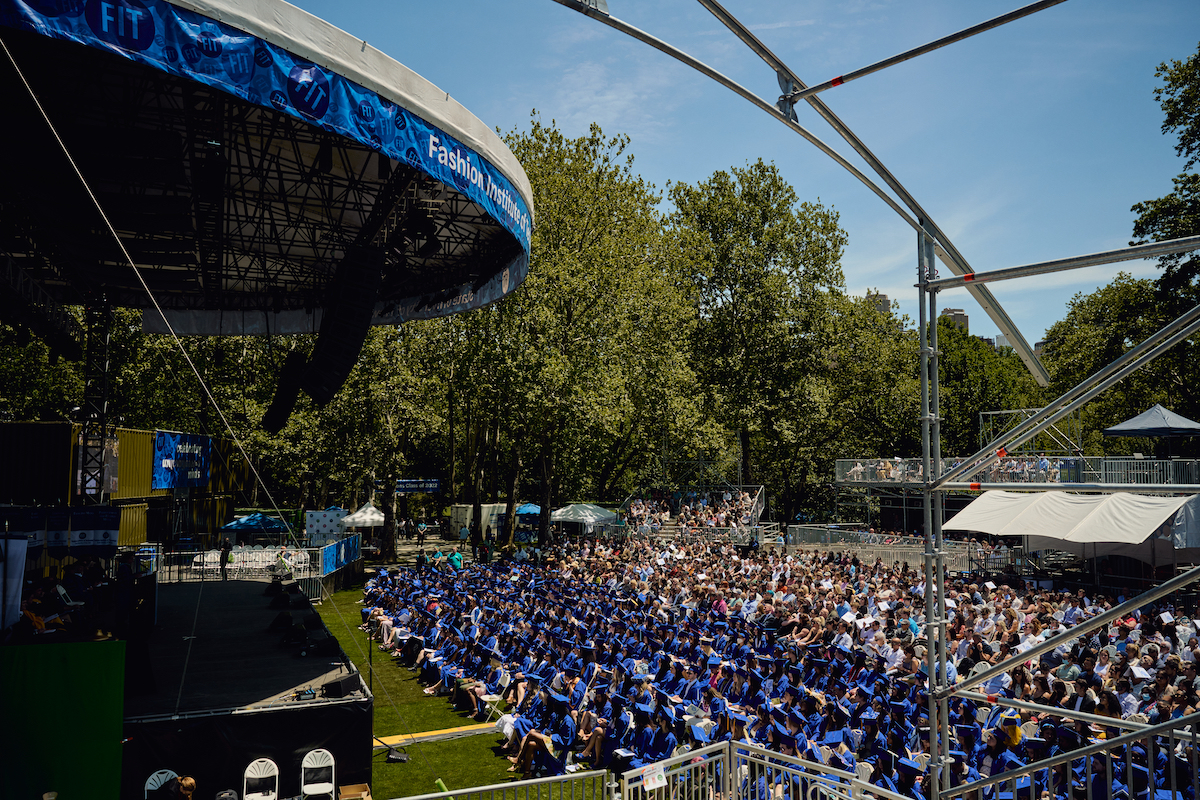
[823,730,844,746]
[779,733,797,751]
[635,702,654,716]
[808,742,826,764]
[862,709,880,722]
[691,724,710,744]
[659,705,676,722]
[889,701,907,714]
[788,707,806,725]
[955,724,978,740]
[897,758,924,776]
[833,679,848,692]
[730,711,750,724]
[1024,737,1048,750]
[948,750,967,763]
[549,691,569,705]
[771,708,787,724]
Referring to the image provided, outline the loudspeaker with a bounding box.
[262,349,308,434]
[269,592,292,610]
[300,629,338,658]
[301,612,323,631]
[264,577,283,596]
[300,244,384,406]
[280,622,307,645]
[322,673,359,698]
[283,580,301,594]
[290,593,312,610]
[269,610,293,630]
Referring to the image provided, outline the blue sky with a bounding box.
[293,0,1197,345]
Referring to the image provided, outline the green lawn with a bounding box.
[318,585,516,799]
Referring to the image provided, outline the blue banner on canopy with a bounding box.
[321,533,360,577]
[152,431,211,489]
[0,0,532,265]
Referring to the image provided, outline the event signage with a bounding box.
[152,431,211,489]
[0,0,532,321]
[395,479,441,494]
[321,533,360,577]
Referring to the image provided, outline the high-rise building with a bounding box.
[867,292,890,314]
[940,307,968,333]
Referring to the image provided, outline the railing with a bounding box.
[146,534,361,597]
[621,741,729,800]
[836,457,1200,486]
[390,768,611,800]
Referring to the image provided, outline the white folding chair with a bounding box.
[243,758,279,800]
[481,671,511,723]
[145,769,178,798]
[300,748,336,800]
[57,585,85,608]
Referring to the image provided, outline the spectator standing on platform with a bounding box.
[417,520,427,547]
[219,537,233,581]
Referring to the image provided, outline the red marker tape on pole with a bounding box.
[831,75,844,87]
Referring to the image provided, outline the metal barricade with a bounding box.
[392,768,611,800]
[622,742,729,800]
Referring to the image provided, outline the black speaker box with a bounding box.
[269,592,291,610]
[290,593,312,610]
[302,612,323,631]
[268,610,292,630]
[283,579,301,594]
[322,673,359,698]
[264,577,283,596]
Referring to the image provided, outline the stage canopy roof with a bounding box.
[1103,404,1200,438]
[1,0,533,427]
[550,503,617,524]
[944,490,1200,561]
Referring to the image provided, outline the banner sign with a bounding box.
[395,479,441,494]
[321,533,361,577]
[46,507,71,552]
[152,431,211,489]
[0,0,532,321]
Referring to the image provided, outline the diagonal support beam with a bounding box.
[934,300,1200,490]
[928,233,1200,291]
[782,0,1068,103]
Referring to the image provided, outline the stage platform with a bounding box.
[121,580,372,797]
[125,579,361,719]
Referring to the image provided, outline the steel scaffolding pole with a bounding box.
[782,0,1069,103]
[918,225,942,800]
[942,481,1200,493]
[927,233,1200,291]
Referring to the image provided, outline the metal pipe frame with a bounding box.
[956,690,1150,731]
[783,0,1069,103]
[553,0,1052,386]
[942,481,1200,493]
[944,708,1200,798]
[919,226,942,800]
[939,556,1200,700]
[927,233,1200,291]
[934,300,1200,489]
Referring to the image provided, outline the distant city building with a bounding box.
[977,336,995,348]
[1034,340,1046,358]
[940,307,968,333]
[867,292,890,314]
[995,333,1010,349]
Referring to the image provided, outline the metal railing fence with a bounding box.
[836,456,1200,487]
[390,768,611,800]
[621,741,729,800]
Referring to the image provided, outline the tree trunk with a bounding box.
[538,432,554,547]
[447,364,457,506]
[502,439,523,551]
[740,426,751,486]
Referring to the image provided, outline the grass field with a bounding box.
[318,584,516,799]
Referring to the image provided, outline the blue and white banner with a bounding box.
[321,532,360,576]
[0,0,532,266]
[152,430,211,489]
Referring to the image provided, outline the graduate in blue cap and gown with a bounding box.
[896,757,927,800]
[507,690,577,778]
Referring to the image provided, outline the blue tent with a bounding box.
[221,512,288,532]
[514,503,541,516]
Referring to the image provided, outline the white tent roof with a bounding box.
[340,502,385,528]
[550,504,617,524]
[944,490,1196,558]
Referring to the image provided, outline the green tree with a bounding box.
[1131,41,1200,303]
[668,160,848,488]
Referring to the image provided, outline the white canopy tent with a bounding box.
[550,504,617,533]
[944,490,1200,562]
[340,502,385,528]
